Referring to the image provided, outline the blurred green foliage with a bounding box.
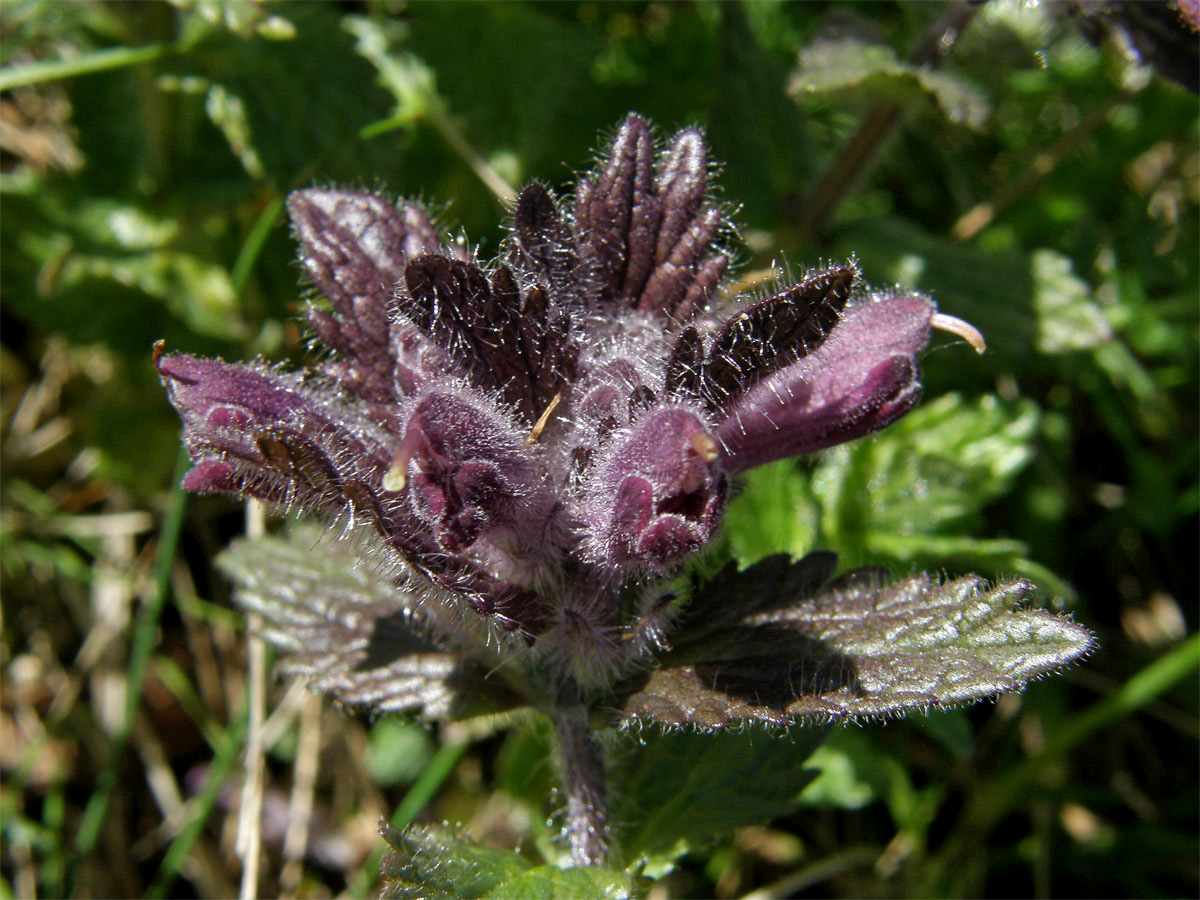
[2,1,1196,897]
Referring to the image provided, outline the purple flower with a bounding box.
[158,115,984,677]
[165,116,1094,871]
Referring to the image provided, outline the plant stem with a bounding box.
[0,43,173,92]
[552,699,609,867]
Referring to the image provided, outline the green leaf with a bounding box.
[811,393,1069,593]
[378,824,635,900]
[797,728,885,810]
[818,392,1038,532]
[493,715,561,862]
[479,865,636,900]
[0,42,171,92]
[366,718,435,788]
[1031,248,1113,354]
[203,82,266,180]
[1,189,250,345]
[378,824,532,900]
[722,459,818,564]
[495,715,557,802]
[789,36,990,128]
[727,393,1053,586]
[344,16,436,132]
[405,3,605,172]
[611,727,826,864]
[187,2,398,185]
[59,248,242,341]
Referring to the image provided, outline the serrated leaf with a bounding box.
[1031,248,1113,354]
[377,824,635,900]
[816,392,1039,538]
[378,824,532,899]
[217,528,521,719]
[724,399,1044,578]
[479,866,635,900]
[611,555,1094,729]
[789,36,990,128]
[610,727,826,863]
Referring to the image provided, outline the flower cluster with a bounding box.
[159,115,990,685]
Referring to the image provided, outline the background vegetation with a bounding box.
[2,1,1196,897]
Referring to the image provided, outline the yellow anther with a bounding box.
[524,392,563,447]
[689,431,720,462]
[382,448,410,493]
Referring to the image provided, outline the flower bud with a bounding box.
[717,295,934,472]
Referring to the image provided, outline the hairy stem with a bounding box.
[552,699,609,866]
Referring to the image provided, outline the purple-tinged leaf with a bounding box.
[611,554,1095,728]
[288,189,444,405]
[510,183,578,302]
[702,265,855,409]
[664,325,705,398]
[401,255,577,421]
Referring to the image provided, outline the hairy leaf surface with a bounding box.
[612,554,1094,728]
[611,727,826,863]
[378,825,634,899]
[218,529,520,719]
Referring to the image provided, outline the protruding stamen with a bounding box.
[382,447,410,493]
[689,431,719,463]
[931,312,987,354]
[524,392,563,447]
